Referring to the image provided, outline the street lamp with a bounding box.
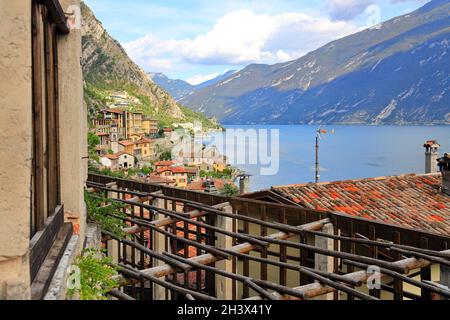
[315,127,335,183]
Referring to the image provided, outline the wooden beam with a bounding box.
[117,219,329,286]
[39,0,70,34]
[247,248,450,300]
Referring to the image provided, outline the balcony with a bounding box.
[86,173,450,300]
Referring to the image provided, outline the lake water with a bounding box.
[207,125,450,192]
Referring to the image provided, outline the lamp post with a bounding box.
[315,127,334,183]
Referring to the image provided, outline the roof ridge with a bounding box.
[272,173,441,189]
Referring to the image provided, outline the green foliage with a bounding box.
[220,183,239,196]
[159,150,172,161]
[84,191,127,238]
[200,167,233,179]
[88,132,100,162]
[67,249,120,300]
[89,166,127,179]
[140,166,153,175]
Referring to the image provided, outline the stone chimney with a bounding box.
[438,153,450,196]
[424,140,440,174]
[239,175,251,195]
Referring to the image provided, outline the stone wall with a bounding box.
[0,0,87,299]
[0,0,33,300]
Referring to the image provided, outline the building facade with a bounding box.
[100,152,135,171]
[0,0,87,299]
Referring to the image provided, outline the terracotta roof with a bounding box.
[155,161,176,167]
[156,166,197,175]
[146,174,176,185]
[96,132,109,137]
[135,137,153,145]
[104,108,124,115]
[272,173,450,236]
[187,179,231,191]
[102,151,132,160]
[119,140,135,147]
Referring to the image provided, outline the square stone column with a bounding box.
[314,223,335,300]
[151,192,170,300]
[215,203,234,300]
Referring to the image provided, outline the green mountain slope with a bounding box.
[81,2,218,129]
[181,0,450,125]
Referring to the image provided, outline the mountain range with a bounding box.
[148,70,236,101]
[177,0,450,125]
[81,2,218,128]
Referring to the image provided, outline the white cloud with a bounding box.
[186,72,220,85]
[123,9,360,73]
[324,0,374,21]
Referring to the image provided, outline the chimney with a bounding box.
[239,175,251,195]
[438,153,450,196]
[424,140,440,174]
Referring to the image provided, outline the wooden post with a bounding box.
[215,203,234,300]
[314,223,334,300]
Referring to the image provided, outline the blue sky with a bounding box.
[83,0,429,84]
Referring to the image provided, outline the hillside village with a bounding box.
[89,91,236,194]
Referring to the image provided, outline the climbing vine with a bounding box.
[84,191,128,238]
[67,249,120,300]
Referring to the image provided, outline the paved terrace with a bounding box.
[86,173,450,301]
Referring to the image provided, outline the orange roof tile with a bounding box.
[119,140,135,147]
[104,108,124,115]
[155,161,176,167]
[103,151,132,160]
[156,166,197,175]
[187,179,232,191]
[272,174,450,236]
[134,137,153,145]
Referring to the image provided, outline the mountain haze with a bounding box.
[148,70,237,101]
[181,0,450,125]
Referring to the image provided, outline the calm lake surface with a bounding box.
[208,125,450,192]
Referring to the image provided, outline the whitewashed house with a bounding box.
[100,151,135,171]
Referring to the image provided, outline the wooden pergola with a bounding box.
[86,174,450,301]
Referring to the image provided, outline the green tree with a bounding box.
[87,132,100,162]
[159,150,172,161]
[220,183,239,196]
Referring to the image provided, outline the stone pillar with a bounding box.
[314,223,334,300]
[215,203,234,300]
[0,0,33,300]
[152,192,170,300]
[58,0,87,244]
[107,240,119,265]
[106,182,118,200]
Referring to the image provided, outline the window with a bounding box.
[31,0,61,237]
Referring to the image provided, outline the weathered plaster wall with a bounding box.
[58,0,88,243]
[0,0,33,299]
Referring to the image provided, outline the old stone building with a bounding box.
[0,0,87,299]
